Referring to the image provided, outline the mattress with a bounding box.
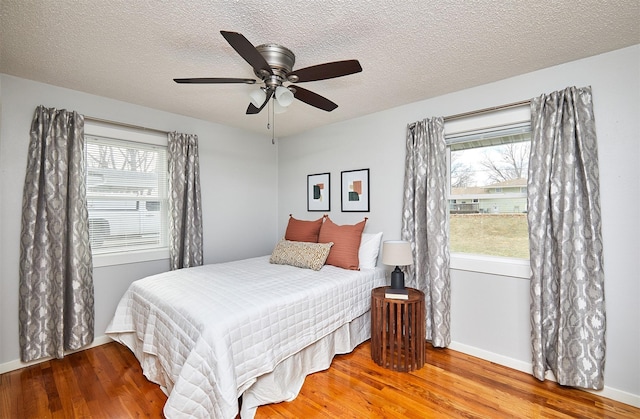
[105,255,385,418]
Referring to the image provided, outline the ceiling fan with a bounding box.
[174,31,362,115]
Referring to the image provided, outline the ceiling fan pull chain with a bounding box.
[271,98,276,144]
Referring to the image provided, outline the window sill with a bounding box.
[450,252,531,279]
[92,248,169,267]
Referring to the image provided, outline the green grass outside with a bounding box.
[449,213,529,259]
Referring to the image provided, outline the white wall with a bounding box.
[0,75,279,367]
[277,45,640,404]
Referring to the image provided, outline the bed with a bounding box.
[105,253,385,418]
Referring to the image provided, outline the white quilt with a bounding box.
[105,256,385,419]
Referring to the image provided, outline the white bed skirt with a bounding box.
[240,311,371,418]
[113,309,371,418]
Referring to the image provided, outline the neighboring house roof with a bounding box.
[451,186,486,195]
[452,178,526,196]
[487,178,527,188]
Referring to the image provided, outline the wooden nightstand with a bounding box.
[371,286,425,372]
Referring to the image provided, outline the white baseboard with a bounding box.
[0,334,113,375]
[449,341,640,408]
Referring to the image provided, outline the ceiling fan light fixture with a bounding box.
[275,86,294,107]
[249,89,266,107]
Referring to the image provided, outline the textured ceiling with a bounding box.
[1,1,638,137]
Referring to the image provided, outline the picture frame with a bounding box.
[307,172,330,212]
[341,168,370,212]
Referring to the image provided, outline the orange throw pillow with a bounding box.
[318,217,367,270]
[284,215,324,242]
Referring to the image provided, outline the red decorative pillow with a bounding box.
[318,217,367,270]
[284,215,324,243]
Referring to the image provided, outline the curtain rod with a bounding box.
[443,99,531,121]
[83,115,169,135]
[86,98,531,134]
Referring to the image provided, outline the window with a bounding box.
[84,123,169,265]
[445,107,531,264]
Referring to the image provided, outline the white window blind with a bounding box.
[85,135,168,255]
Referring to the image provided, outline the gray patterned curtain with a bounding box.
[401,117,451,347]
[168,132,203,270]
[19,106,94,362]
[528,86,606,389]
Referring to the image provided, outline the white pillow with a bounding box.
[358,232,383,269]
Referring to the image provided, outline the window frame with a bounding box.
[444,105,532,279]
[84,121,169,267]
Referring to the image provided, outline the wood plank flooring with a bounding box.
[1,340,637,418]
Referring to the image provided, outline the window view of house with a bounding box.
[85,135,168,254]
[448,128,531,259]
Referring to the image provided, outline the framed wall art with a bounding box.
[307,172,330,211]
[341,168,369,212]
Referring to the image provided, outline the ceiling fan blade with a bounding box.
[220,31,273,76]
[287,60,362,83]
[246,89,274,115]
[173,77,256,84]
[291,86,338,112]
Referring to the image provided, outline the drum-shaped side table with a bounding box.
[371,287,425,372]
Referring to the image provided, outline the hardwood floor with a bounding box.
[1,341,638,418]
[0,342,166,418]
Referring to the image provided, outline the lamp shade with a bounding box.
[382,240,413,266]
[249,89,266,107]
[275,86,294,107]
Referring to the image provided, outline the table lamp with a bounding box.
[382,240,413,289]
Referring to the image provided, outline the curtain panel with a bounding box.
[528,86,606,389]
[401,117,451,347]
[19,106,94,362]
[168,132,204,270]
